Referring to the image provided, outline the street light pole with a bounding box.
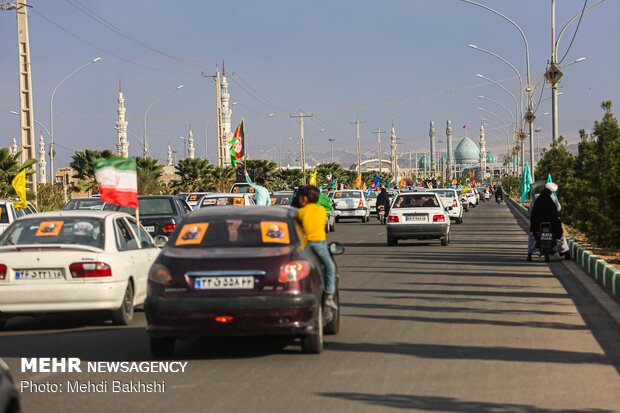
[328,138,335,163]
[50,57,102,178]
[143,84,184,157]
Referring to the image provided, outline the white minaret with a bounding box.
[390,121,398,179]
[446,120,453,177]
[167,144,173,166]
[479,121,487,182]
[188,126,195,159]
[116,79,129,158]
[10,137,18,156]
[221,62,232,165]
[429,122,436,177]
[38,132,47,184]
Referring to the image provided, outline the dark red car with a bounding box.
[145,206,344,357]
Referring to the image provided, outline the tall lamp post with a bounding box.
[328,138,336,163]
[143,84,184,157]
[50,57,102,178]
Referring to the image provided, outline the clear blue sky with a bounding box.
[1,0,617,167]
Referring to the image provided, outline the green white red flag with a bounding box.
[93,157,138,208]
[229,120,245,167]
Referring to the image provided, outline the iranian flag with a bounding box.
[93,157,138,208]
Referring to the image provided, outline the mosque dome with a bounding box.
[486,151,497,164]
[455,137,479,164]
[418,155,430,169]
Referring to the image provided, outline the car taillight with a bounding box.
[278,261,310,283]
[433,215,446,222]
[148,264,172,285]
[215,315,234,324]
[387,215,399,223]
[0,264,6,280]
[162,223,176,234]
[69,262,112,278]
[452,199,458,207]
[358,199,364,209]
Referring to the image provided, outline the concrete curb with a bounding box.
[506,196,620,302]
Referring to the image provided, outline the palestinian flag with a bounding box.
[93,157,138,208]
[230,120,245,167]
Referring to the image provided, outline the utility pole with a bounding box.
[351,118,362,174]
[372,128,382,174]
[3,0,37,194]
[328,138,335,163]
[289,111,313,183]
[550,0,559,146]
[408,149,412,180]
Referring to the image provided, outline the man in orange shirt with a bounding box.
[296,185,337,310]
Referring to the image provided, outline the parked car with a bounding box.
[145,206,344,357]
[330,190,369,222]
[431,189,463,224]
[0,211,160,327]
[386,192,451,246]
[62,197,106,211]
[104,195,192,237]
[197,193,256,208]
[0,199,37,235]
[0,358,19,413]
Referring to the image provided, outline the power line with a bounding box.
[234,73,288,111]
[65,0,209,68]
[30,8,185,75]
[558,0,588,65]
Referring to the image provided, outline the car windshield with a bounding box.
[138,198,175,216]
[333,191,361,199]
[172,218,296,248]
[368,192,378,199]
[231,184,255,194]
[272,194,292,205]
[187,193,206,203]
[392,194,440,208]
[0,217,104,248]
[201,197,245,207]
[433,190,456,198]
[62,198,105,211]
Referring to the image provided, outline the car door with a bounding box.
[124,217,158,305]
[113,217,140,301]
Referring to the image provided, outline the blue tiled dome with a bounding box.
[418,155,430,169]
[455,137,479,164]
[486,151,497,164]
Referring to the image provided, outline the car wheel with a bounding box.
[387,236,398,246]
[360,217,365,223]
[324,291,340,335]
[302,306,323,354]
[335,217,340,223]
[150,337,175,358]
[441,236,448,246]
[456,218,463,224]
[112,281,135,325]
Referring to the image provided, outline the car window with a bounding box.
[393,194,440,208]
[179,199,192,214]
[126,217,155,248]
[201,197,244,207]
[0,217,104,248]
[62,198,105,210]
[115,218,139,251]
[333,191,361,199]
[433,190,456,198]
[272,194,292,205]
[171,218,297,248]
[138,198,175,216]
[0,205,10,224]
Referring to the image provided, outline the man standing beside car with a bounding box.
[295,185,338,310]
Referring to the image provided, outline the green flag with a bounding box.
[520,162,533,203]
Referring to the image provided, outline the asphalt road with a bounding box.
[2,201,620,413]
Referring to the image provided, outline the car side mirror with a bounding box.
[154,235,169,248]
[445,206,453,212]
[329,242,345,255]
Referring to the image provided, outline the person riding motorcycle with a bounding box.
[376,187,391,215]
[494,185,504,203]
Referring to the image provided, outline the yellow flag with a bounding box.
[355,174,362,189]
[362,182,367,190]
[461,186,471,195]
[309,171,317,186]
[11,169,27,209]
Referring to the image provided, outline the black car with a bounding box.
[104,195,192,237]
[144,206,344,357]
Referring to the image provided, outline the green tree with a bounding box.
[37,184,65,211]
[136,157,164,195]
[244,160,279,189]
[274,169,304,190]
[172,158,213,192]
[0,148,37,198]
[209,166,236,192]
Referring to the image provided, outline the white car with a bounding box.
[197,193,256,208]
[0,199,37,235]
[331,190,370,222]
[462,189,477,208]
[185,192,210,209]
[367,191,379,214]
[431,189,463,224]
[0,211,160,327]
[386,192,451,246]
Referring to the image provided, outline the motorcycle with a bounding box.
[496,196,502,204]
[538,222,556,262]
[377,205,387,225]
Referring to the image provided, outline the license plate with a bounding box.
[406,216,427,222]
[541,233,553,240]
[15,269,64,280]
[194,276,254,290]
[144,226,155,233]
